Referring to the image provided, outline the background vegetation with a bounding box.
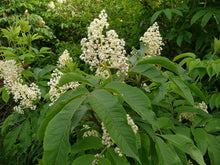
[0,0,220,164]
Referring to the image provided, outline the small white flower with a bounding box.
[48,1,55,9]
[140,22,164,57]
[80,9,129,79]
[127,114,138,134]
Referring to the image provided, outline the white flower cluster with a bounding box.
[48,50,80,106]
[92,153,104,165]
[179,101,209,122]
[114,147,123,157]
[80,9,129,79]
[127,114,138,134]
[140,22,164,58]
[57,49,73,68]
[48,1,55,9]
[0,60,41,114]
[194,101,208,113]
[101,123,114,148]
[82,125,100,138]
[57,0,66,4]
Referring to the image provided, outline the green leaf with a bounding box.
[37,87,88,141]
[139,134,150,164]
[173,53,196,62]
[161,134,206,165]
[201,12,213,28]
[71,136,103,154]
[163,8,172,21]
[19,120,31,150]
[2,88,9,103]
[132,64,167,82]
[21,70,34,77]
[155,137,182,165]
[59,72,92,86]
[214,38,220,54]
[151,10,162,24]
[176,34,183,47]
[38,65,56,78]
[207,134,220,165]
[105,82,158,127]
[43,96,86,165]
[4,124,22,152]
[152,83,167,103]
[191,10,207,25]
[171,78,194,105]
[138,56,191,82]
[192,128,208,155]
[71,154,94,165]
[88,89,140,162]
[106,147,130,165]
[205,119,220,133]
[97,157,111,165]
[171,9,183,16]
[188,83,206,102]
[157,117,175,130]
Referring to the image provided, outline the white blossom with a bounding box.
[57,49,73,68]
[0,60,41,114]
[127,114,138,134]
[80,9,129,79]
[140,22,164,58]
[114,147,123,157]
[48,50,80,106]
[194,101,208,113]
[101,122,114,148]
[48,1,55,9]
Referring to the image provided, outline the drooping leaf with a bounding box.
[4,124,22,152]
[155,137,182,165]
[139,134,150,164]
[191,10,207,25]
[205,119,220,133]
[88,89,140,162]
[138,56,191,82]
[171,78,194,105]
[188,83,206,102]
[71,136,103,155]
[163,8,172,21]
[207,134,220,165]
[161,134,206,165]
[71,154,94,165]
[201,12,213,28]
[132,64,167,82]
[173,53,196,62]
[97,157,111,165]
[171,9,183,16]
[105,82,158,127]
[192,128,208,155]
[151,10,162,24]
[37,87,88,141]
[2,87,9,103]
[152,83,167,103]
[58,72,92,86]
[106,148,129,165]
[19,120,32,150]
[43,96,86,165]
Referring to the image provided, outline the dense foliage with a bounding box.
[0,0,220,165]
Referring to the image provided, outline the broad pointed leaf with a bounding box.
[43,96,86,165]
[105,82,158,127]
[155,137,182,165]
[161,134,206,165]
[88,89,140,162]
